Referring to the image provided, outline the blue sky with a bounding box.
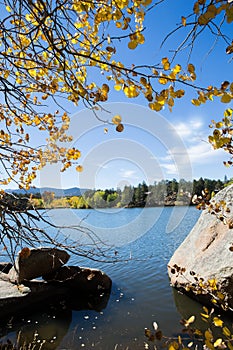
[37,1,232,190]
[5,0,233,190]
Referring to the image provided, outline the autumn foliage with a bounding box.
[0,0,232,190]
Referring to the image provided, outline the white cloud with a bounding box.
[161,163,179,175]
[160,139,227,179]
[119,169,139,179]
[174,120,204,142]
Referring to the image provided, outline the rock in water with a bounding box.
[43,266,112,292]
[9,247,70,283]
[168,184,233,309]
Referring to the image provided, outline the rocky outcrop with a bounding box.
[0,247,112,317]
[168,184,233,310]
[8,247,70,283]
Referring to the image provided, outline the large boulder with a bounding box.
[8,247,70,283]
[168,184,233,309]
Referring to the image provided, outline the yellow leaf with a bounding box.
[188,63,195,74]
[128,41,138,50]
[112,115,122,125]
[140,77,147,86]
[162,57,170,71]
[16,77,22,84]
[102,84,109,93]
[114,84,122,91]
[149,102,163,111]
[186,315,195,325]
[224,108,233,117]
[168,341,179,350]
[173,64,181,74]
[214,338,222,348]
[227,341,233,350]
[223,327,231,338]
[137,33,145,44]
[123,85,140,98]
[230,83,233,93]
[175,89,185,98]
[217,291,225,300]
[213,317,223,327]
[205,329,213,341]
[215,122,223,128]
[193,2,199,14]
[191,98,201,106]
[178,335,182,345]
[6,5,11,12]
[181,16,186,26]
[3,70,10,79]
[76,165,83,172]
[159,76,168,85]
[221,93,232,103]
[208,278,217,289]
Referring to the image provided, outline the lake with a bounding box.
[0,206,205,349]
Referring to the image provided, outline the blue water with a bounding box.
[0,206,202,349]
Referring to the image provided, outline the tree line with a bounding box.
[25,177,229,209]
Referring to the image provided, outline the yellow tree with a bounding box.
[0,0,232,259]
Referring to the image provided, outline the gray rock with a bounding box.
[43,265,112,292]
[168,184,233,309]
[0,278,68,318]
[8,247,70,283]
[0,265,112,317]
[0,279,31,300]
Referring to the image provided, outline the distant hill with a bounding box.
[6,187,88,197]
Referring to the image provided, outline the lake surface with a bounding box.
[0,206,205,349]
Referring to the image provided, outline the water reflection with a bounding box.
[172,288,207,330]
[0,291,111,349]
[172,288,233,339]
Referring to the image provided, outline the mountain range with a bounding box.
[6,187,88,197]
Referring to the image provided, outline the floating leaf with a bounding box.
[205,329,213,341]
[213,317,223,327]
[168,341,179,350]
[145,328,151,337]
[223,327,231,338]
[186,315,195,324]
[214,338,222,347]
